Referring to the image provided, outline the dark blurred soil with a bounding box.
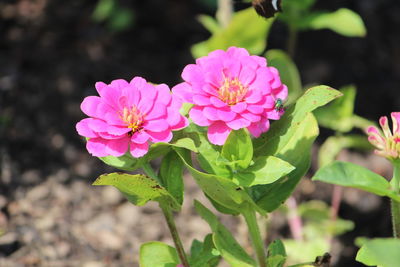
[1,0,399,266]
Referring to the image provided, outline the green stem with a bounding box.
[242,209,266,267]
[142,163,190,266]
[160,202,190,267]
[217,0,233,28]
[391,162,400,238]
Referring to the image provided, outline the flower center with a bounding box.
[121,106,144,133]
[218,77,247,105]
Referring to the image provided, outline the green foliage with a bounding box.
[221,129,253,170]
[92,0,135,32]
[266,240,287,267]
[312,161,400,201]
[279,0,366,38]
[356,238,400,267]
[318,135,372,168]
[92,173,181,211]
[301,9,366,37]
[139,241,179,267]
[234,156,295,187]
[265,49,302,105]
[251,86,341,212]
[159,151,185,205]
[194,200,256,267]
[98,138,197,171]
[189,234,221,267]
[175,147,263,215]
[192,8,274,58]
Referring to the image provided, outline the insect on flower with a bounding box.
[274,98,284,112]
[252,0,282,19]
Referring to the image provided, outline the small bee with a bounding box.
[252,0,282,19]
[274,98,284,112]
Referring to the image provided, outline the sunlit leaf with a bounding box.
[140,241,179,267]
[356,238,400,267]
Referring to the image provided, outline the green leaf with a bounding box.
[283,238,329,266]
[312,161,400,201]
[108,7,134,32]
[301,9,366,37]
[356,238,400,267]
[189,234,221,267]
[252,113,318,212]
[265,49,302,105]
[140,241,179,267]
[194,201,256,267]
[314,85,356,132]
[98,138,197,171]
[254,85,342,156]
[184,125,232,177]
[174,148,263,215]
[92,0,116,22]
[235,156,295,187]
[221,129,253,169]
[197,15,221,34]
[318,135,372,168]
[159,151,184,205]
[92,172,181,210]
[267,239,286,267]
[191,8,274,58]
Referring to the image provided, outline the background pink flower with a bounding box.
[76,77,188,158]
[172,46,287,145]
[367,112,400,160]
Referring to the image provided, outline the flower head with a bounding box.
[172,47,287,145]
[76,77,188,158]
[367,112,400,160]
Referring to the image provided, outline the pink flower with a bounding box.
[172,47,287,145]
[76,77,188,158]
[367,112,400,160]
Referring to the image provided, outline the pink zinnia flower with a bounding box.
[367,112,400,160]
[172,47,287,145]
[76,77,188,158]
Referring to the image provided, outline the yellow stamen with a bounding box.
[120,106,144,134]
[218,77,247,105]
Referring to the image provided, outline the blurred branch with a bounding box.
[217,0,233,28]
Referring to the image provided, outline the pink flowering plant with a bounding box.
[76,45,343,266]
[312,112,400,266]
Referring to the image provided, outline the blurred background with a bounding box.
[1,0,399,266]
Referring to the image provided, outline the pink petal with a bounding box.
[87,138,108,157]
[249,68,273,94]
[207,121,232,145]
[227,47,249,58]
[267,110,281,120]
[171,115,189,130]
[146,104,167,120]
[231,102,247,113]
[76,119,98,138]
[155,84,172,106]
[182,64,205,86]
[240,112,261,122]
[81,96,101,117]
[147,130,173,142]
[210,96,227,108]
[269,67,283,89]
[130,76,148,88]
[222,59,241,78]
[107,125,131,136]
[130,142,149,158]
[124,84,140,106]
[247,104,264,114]
[251,55,266,67]
[105,137,129,157]
[95,82,107,95]
[239,66,256,85]
[203,106,219,121]
[110,79,129,90]
[245,90,263,104]
[143,119,169,132]
[193,94,211,106]
[166,106,182,126]
[226,117,251,130]
[259,118,270,132]
[273,85,288,101]
[189,106,212,126]
[247,123,262,138]
[131,131,150,144]
[392,112,400,134]
[217,108,236,122]
[172,82,194,103]
[88,118,109,132]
